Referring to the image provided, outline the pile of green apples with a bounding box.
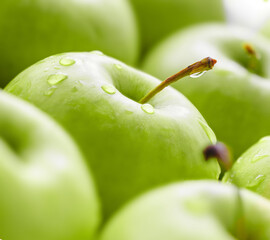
[1,0,270,239]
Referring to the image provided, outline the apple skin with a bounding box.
[0,91,100,240]
[143,24,270,158]
[100,180,270,240]
[0,0,139,87]
[5,52,220,219]
[129,0,224,54]
[223,136,270,199]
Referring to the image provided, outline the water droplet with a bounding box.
[59,57,76,66]
[246,174,265,188]
[101,85,116,95]
[72,86,78,92]
[91,50,104,56]
[141,104,155,114]
[114,64,123,70]
[54,67,61,70]
[47,74,67,85]
[190,71,206,78]
[198,119,216,144]
[44,67,49,72]
[251,154,269,163]
[44,86,57,96]
[76,80,87,86]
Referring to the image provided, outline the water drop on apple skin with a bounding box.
[190,71,206,79]
[59,57,76,66]
[44,86,57,96]
[72,86,78,92]
[101,85,116,95]
[114,63,123,70]
[251,154,269,163]
[246,175,265,188]
[141,104,155,114]
[47,74,67,85]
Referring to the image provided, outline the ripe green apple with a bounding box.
[223,136,270,199]
[5,51,220,219]
[0,0,139,87]
[0,91,100,240]
[129,0,224,54]
[143,24,270,158]
[100,180,270,240]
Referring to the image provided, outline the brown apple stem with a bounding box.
[243,43,259,72]
[139,57,217,104]
[203,142,232,171]
[203,143,246,240]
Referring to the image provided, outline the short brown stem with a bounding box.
[139,57,217,104]
[203,142,232,171]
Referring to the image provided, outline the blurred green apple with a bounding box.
[100,180,270,240]
[129,0,224,54]
[224,0,270,31]
[0,0,139,87]
[0,91,100,240]
[5,52,220,219]
[261,18,270,40]
[143,24,270,158]
[223,136,270,199]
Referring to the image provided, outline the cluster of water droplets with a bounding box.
[44,57,76,96]
[245,150,269,188]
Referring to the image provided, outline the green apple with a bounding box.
[5,51,220,219]
[100,180,270,240]
[129,0,224,54]
[143,23,270,158]
[223,136,270,199]
[0,0,139,87]
[224,0,270,31]
[0,91,100,239]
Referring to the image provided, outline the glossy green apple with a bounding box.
[100,180,270,240]
[0,91,100,240]
[5,51,220,219]
[223,136,270,199]
[143,24,270,158]
[129,0,224,54]
[0,0,139,87]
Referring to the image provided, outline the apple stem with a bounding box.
[203,142,232,171]
[243,43,259,72]
[138,57,217,104]
[203,143,246,240]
